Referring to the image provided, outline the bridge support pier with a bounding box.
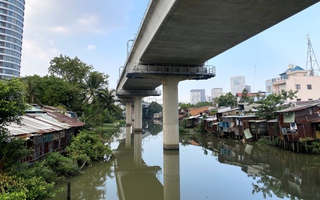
[125,102,132,126]
[133,96,143,133]
[164,150,180,200]
[134,132,142,167]
[162,77,180,150]
[125,126,131,148]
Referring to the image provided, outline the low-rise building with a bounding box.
[6,106,85,163]
[267,64,320,101]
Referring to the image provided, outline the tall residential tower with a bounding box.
[190,89,206,104]
[230,76,245,95]
[0,0,25,79]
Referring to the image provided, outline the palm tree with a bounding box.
[23,76,41,104]
[83,71,108,104]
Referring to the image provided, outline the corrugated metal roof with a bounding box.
[47,112,85,127]
[217,107,239,113]
[6,105,85,137]
[222,115,256,119]
[6,115,63,136]
[27,114,70,129]
[275,101,320,113]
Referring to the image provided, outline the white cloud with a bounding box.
[20,40,60,76]
[78,14,98,26]
[84,45,96,50]
[50,26,70,34]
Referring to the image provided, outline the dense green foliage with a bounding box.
[66,130,112,167]
[143,101,162,119]
[0,55,119,199]
[215,92,237,107]
[179,101,213,109]
[22,55,123,127]
[1,129,113,199]
[0,78,27,127]
[0,134,29,172]
[238,88,254,103]
[253,90,297,120]
[48,54,93,84]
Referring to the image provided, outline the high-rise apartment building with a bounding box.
[211,88,223,99]
[190,89,206,104]
[230,76,245,95]
[0,0,25,79]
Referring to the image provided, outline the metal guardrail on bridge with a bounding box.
[126,64,216,80]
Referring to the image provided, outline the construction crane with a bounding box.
[306,34,320,76]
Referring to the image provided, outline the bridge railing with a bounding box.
[127,63,216,79]
[117,88,161,97]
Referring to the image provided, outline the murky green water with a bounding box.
[51,121,320,200]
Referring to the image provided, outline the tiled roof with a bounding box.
[189,106,210,116]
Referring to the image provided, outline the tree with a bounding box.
[253,90,297,120]
[179,103,192,109]
[238,88,253,103]
[66,130,112,168]
[194,101,213,108]
[22,75,84,113]
[49,55,93,84]
[0,78,27,127]
[23,75,41,104]
[149,101,162,113]
[216,92,237,107]
[82,88,119,125]
[83,71,109,104]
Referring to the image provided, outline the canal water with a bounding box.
[51,121,320,200]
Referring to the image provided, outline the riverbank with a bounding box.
[0,123,122,199]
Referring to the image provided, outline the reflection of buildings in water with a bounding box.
[200,138,320,199]
[114,131,180,200]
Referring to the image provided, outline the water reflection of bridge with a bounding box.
[114,126,180,200]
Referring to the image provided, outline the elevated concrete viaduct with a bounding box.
[116,0,320,150]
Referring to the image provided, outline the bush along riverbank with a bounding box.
[0,129,114,199]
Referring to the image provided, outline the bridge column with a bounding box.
[125,102,132,126]
[125,126,132,148]
[133,96,143,133]
[164,150,180,200]
[133,132,142,167]
[162,77,180,150]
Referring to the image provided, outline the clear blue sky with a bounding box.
[20,0,320,103]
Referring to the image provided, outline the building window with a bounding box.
[295,84,301,90]
[267,86,271,93]
[307,84,312,90]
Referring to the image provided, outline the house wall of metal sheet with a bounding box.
[297,124,313,139]
[258,122,268,135]
[295,109,310,118]
[278,114,284,127]
[267,122,280,137]
[287,133,300,142]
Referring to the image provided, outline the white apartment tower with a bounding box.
[211,88,223,99]
[0,0,25,79]
[230,76,246,95]
[190,89,206,104]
